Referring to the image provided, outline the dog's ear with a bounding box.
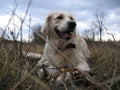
[41,14,52,36]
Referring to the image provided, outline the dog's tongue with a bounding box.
[65,33,72,37]
[62,33,73,40]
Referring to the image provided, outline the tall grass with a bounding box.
[88,41,120,90]
[0,40,120,90]
[0,42,50,90]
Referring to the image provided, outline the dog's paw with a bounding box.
[37,59,49,68]
[38,69,49,81]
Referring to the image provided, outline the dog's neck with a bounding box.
[66,43,76,49]
[57,39,76,50]
[57,43,76,51]
[46,36,77,51]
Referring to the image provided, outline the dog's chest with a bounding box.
[45,43,79,67]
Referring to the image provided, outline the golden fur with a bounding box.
[37,12,90,73]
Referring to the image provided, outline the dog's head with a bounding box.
[42,12,76,40]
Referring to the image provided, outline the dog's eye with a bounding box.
[69,17,74,20]
[57,15,63,20]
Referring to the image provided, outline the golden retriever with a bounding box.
[37,12,90,79]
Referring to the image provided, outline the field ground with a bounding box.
[0,39,120,90]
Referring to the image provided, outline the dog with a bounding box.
[37,12,90,81]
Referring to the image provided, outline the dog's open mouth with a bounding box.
[55,28,74,40]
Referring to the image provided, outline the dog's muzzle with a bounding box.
[55,21,76,40]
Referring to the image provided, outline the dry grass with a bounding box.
[88,41,120,89]
[0,40,120,90]
[0,41,49,90]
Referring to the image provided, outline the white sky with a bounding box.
[0,0,120,41]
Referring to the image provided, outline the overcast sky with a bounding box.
[0,0,120,41]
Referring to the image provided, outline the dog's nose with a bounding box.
[68,21,76,29]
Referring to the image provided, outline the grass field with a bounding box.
[0,39,120,90]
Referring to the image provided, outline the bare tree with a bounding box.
[82,29,90,40]
[28,14,31,42]
[90,21,98,41]
[32,24,45,45]
[83,22,97,41]
[94,11,106,42]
